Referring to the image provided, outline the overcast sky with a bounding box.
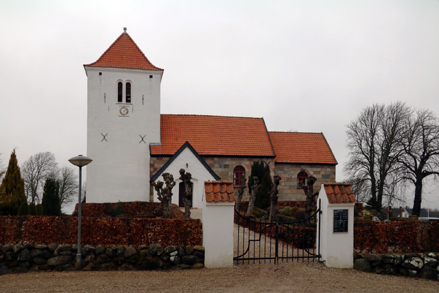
[1,0,439,210]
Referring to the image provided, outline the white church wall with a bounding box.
[151,147,217,209]
[86,67,162,203]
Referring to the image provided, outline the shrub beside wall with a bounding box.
[0,243,205,275]
[0,216,202,247]
[237,201,306,213]
[73,202,184,219]
[354,220,439,253]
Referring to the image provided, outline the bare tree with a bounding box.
[179,169,193,219]
[398,109,439,216]
[0,154,5,180]
[235,173,247,210]
[345,102,410,212]
[344,175,369,204]
[381,173,406,208]
[299,175,317,219]
[21,152,58,204]
[246,176,260,215]
[151,173,176,218]
[57,167,78,209]
[268,175,281,222]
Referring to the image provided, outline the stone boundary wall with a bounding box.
[0,243,205,275]
[354,252,439,280]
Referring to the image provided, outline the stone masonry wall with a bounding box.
[274,164,336,201]
[354,252,439,281]
[0,243,205,275]
[152,157,336,202]
[151,156,276,200]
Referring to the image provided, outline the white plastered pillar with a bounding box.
[202,201,235,268]
[317,185,355,268]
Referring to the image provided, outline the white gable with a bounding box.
[152,146,219,209]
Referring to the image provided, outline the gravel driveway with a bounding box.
[1,262,438,292]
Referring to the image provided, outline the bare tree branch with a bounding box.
[397,109,439,216]
[21,152,57,204]
[57,167,78,210]
[344,102,410,212]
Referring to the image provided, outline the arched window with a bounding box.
[297,171,308,188]
[117,82,123,102]
[126,82,131,103]
[233,165,245,186]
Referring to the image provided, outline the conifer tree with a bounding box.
[256,172,273,210]
[42,178,61,216]
[17,201,29,216]
[29,202,36,215]
[35,204,43,216]
[0,150,27,215]
[248,161,273,210]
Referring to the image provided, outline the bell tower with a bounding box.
[84,28,163,203]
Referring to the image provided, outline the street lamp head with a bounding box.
[69,155,93,167]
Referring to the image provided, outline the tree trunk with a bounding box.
[268,176,281,222]
[246,177,259,215]
[247,193,256,215]
[412,178,423,217]
[235,175,247,210]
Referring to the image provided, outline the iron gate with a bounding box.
[234,203,321,264]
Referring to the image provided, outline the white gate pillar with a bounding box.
[202,181,235,268]
[317,183,356,268]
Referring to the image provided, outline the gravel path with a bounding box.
[1,262,438,292]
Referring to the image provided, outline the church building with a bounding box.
[84,30,337,208]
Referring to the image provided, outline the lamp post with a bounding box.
[69,155,92,267]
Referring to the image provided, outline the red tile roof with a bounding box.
[269,132,337,165]
[150,115,275,157]
[323,183,356,204]
[205,181,235,203]
[85,32,163,71]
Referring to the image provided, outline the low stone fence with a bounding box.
[0,243,205,275]
[354,252,439,280]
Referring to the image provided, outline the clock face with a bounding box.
[120,106,129,116]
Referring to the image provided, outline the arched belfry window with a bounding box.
[117,82,123,102]
[126,82,131,103]
[233,165,245,186]
[297,171,309,188]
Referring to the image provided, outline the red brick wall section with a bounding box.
[0,216,201,247]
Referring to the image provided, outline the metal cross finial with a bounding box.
[123,27,127,33]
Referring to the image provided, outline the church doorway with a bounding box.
[178,182,192,207]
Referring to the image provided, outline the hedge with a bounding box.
[354,220,439,253]
[0,216,201,247]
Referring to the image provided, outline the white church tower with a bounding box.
[84,28,163,203]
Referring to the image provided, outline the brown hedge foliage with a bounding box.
[73,202,185,219]
[237,201,307,213]
[354,220,439,253]
[0,216,201,246]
